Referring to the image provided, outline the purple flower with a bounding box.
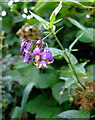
[20,40,31,54]
[23,52,32,63]
[42,49,54,63]
[33,47,41,55]
[20,38,54,68]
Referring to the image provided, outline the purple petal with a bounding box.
[20,48,24,54]
[33,47,41,55]
[23,52,32,63]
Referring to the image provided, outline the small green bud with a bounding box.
[60,91,64,96]
[69,95,74,103]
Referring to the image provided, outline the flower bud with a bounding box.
[60,91,64,96]
[69,95,74,103]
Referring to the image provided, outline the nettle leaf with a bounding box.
[58,109,90,119]
[25,95,57,118]
[29,11,49,29]
[52,82,68,104]
[49,48,64,58]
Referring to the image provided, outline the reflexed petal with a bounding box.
[37,61,48,68]
[23,52,32,63]
[33,47,41,55]
[20,48,24,54]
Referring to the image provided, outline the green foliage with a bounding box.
[25,95,58,118]
[52,82,69,104]
[58,109,90,119]
[11,107,22,119]
[21,82,34,113]
[2,1,95,119]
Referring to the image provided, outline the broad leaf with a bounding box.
[65,78,77,88]
[75,61,88,75]
[25,95,57,118]
[52,82,68,104]
[49,48,64,57]
[58,109,90,119]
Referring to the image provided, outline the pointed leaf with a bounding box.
[21,82,35,113]
[29,11,49,28]
[69,32,84,51]
[11,107,22,118]
[67,17,85,30]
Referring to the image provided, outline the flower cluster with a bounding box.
[20,39,54,68]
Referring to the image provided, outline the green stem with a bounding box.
[51,31,85,89]
[51,31,64,50]
[65,52,85,89]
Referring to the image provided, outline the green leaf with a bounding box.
[21,82,34,113]
[49,48,64,57]
[69,32,84,51]
[54,18,63,24]
[60,69,73,81]
[6,70,22,82]
[65,78,77,88]
[50,13,56,28]
[11,106,22,118]
[13,15,24,23]
[65,49,78,65]
[29,11,49,29]
[14,60,30,69]
[52,82,68,104]
[75,61,88,75]
[20,66,39,85]
[67,17,85,30]
[5,34,18,45]
[36,70,59,89]
[25,95,57,118]
[76,28,94,43]
[49,0,62,28]
[58,109,90,119]
[62,0,83,6]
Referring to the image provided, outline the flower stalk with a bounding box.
[51,30,85,90]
